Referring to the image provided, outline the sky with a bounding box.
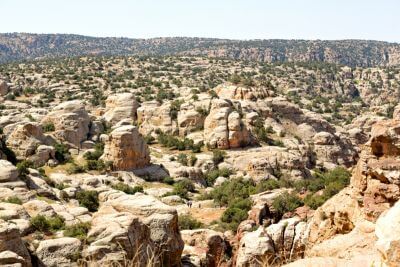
[0,0,399,42]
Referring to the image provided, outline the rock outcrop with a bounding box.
[236,218,306,266]
[0,80,8,96]
[215,84,270,101]
[204,99,253,149]
[100,125,150,171]
[5,122,54,165]
[95,191,183,266]
[137,101,178,135]
[41,100,90,147]
[36,237,81,267]
[0,221,31,267]
[103,93,139,126]
[181,229,228,267]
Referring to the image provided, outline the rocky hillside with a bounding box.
[1,33,400,67]
[1,55,400,266]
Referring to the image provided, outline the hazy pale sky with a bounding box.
[0,0,399,42]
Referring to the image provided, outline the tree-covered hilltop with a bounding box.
[1,33,400,67]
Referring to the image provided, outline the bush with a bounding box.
[178,214,203,230]
[85,159,108,171]
[16,160,33,178]
[30,215,65,232]
[205,168,233,186]
[4,196,22,205]
[163,176,175,185]
[54,143,70,163]
[67,163,85,174]
[212,149,226,165]
[169,179,195,199]
[112,183,144,195]
[42,122,55,132]
[83,143,104,161]
[177,153,188,166]
[297,167,351,209]
[272,192,303,218]
[64,222,90,240]
[76,190,99,212]
[221,207,248,231]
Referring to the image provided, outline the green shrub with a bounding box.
[76,190,99,212]
[272,192,303,218]
[30,215,65,232]
[212,149,226,165]
[54,143,70,163]
[178,214,203,230]
[221,207,248,231]
[177,153,188,166]
[163,176,175,185]
[16,160,33,177]
[4,196,22,205]
[42,122,55,132]
[205,168,233,186]
[83,143,104,161]
[169,179,195,199]
[67,163,85,174]
[85,159,108,171]
[64,222,90,240]
[112,183,144,195]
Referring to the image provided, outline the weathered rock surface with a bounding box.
[0,221,31,267]
[236,218,306,266]
[96,191,184,266]
[204,99,253,149]
[100,125,150,171]
[36,237,81,267]
[181,229,228,267]
[103,93,139,126]
[41,100,90,147]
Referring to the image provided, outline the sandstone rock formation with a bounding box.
[204,99,253,149]
[0,221,31,267]
[214,84,270,101]
[41,100,90,147]
[0,80,8,96]
[94,191,184,266]
[36,237,81,267]
[5,122,54,165]
[137,101,178,135]
[100,125,150,171]
[181,229,228,267]
[236,218,306,266]
[103,92,139,126]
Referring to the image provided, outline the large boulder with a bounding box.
[177,103,206,136]
[0,160,19,183]
[41,100,90,147]
[181,229,228,267]
[85,209,153,264]
[376,200,400,265]
[5,122,53,165]
[100,125,150,171]
[137,101,178,135]
[36,237,81,267]
[98,191,184,266]
[0,221,31,267]
[204,99,253,149]
[0,80,8,96]
[103,93,139,126]
[214,83,270,101]
[236,218,306,266]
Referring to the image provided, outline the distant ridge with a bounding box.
[1,33,400,67]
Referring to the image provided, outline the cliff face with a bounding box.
[1,33,400,67]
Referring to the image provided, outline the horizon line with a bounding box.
[1,32,400,45]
